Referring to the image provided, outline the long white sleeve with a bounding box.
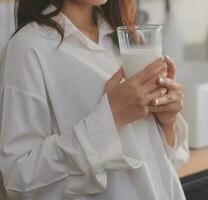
[0,40,142,195]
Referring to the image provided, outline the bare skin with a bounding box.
[61,0,105,44]
[149,56,184,147]
[62,0,184,147]
[105,59,168,130]
[106,57,183,147]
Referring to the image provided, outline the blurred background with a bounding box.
[0,0,14,50]
[0,0,208,199]
[1,0,208,61]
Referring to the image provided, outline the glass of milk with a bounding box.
[117,25,163,79]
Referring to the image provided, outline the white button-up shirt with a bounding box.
[0,4,189,200]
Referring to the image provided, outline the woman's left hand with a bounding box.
[149,56,184,127]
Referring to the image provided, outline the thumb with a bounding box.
[110,68,124,83]
[105,68,124,91]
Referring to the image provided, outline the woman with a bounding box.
[0,0,189,199]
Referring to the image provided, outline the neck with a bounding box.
[61,1,96,31]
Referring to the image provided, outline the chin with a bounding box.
[92,0,108,6]
[79,0,108,6]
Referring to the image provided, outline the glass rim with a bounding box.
[117,24,162,31]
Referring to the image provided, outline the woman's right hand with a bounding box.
[105,58,167,131]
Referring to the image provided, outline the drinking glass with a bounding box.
[117,25,163,79]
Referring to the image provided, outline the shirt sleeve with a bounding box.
[0,34,141,195]
[157,113,190,170]
[0,85,142,195]
[0,35,142,196]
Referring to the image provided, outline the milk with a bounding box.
[121,48,162,79]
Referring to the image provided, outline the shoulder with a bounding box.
[5,22,45,68]
[1,22,53,100]
[8,22,59,54]
[4,22,60,76]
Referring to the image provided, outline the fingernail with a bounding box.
[160,55,166,62]
[165,55,174,64]
[153,98,160,106]
[165,55,171,61]
[158,77,165,84]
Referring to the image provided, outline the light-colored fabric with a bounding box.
[157,113,190,170]
[0,4,189,200]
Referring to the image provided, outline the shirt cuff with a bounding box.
[73,92,143,175]
[158,113,190,169]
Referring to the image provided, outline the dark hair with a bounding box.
[13,0,137,44]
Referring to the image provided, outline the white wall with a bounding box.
[0,1,14,50]
[140,0,208,45]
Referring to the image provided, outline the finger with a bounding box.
[108,68,124,84]
[130,57,167,85]
[145,87,167,105]
[165,55,176,80]
[158,77,183,91]
[142,70,168,94]
[105,68,125,91]
[149,101,183,113]
[112,68,125,82]
[152,91,181,106]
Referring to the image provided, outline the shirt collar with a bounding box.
[42,4,115,39]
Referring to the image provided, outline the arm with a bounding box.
[157,113,190,170]
[0,85,141,195]
[148,55,190,169]
[158,119,176,147]
[0,40,141,196]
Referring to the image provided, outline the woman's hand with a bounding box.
[149,56,184,126]
[105,58,167,131]
[149,77,184,126]
[149,56,184,146]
